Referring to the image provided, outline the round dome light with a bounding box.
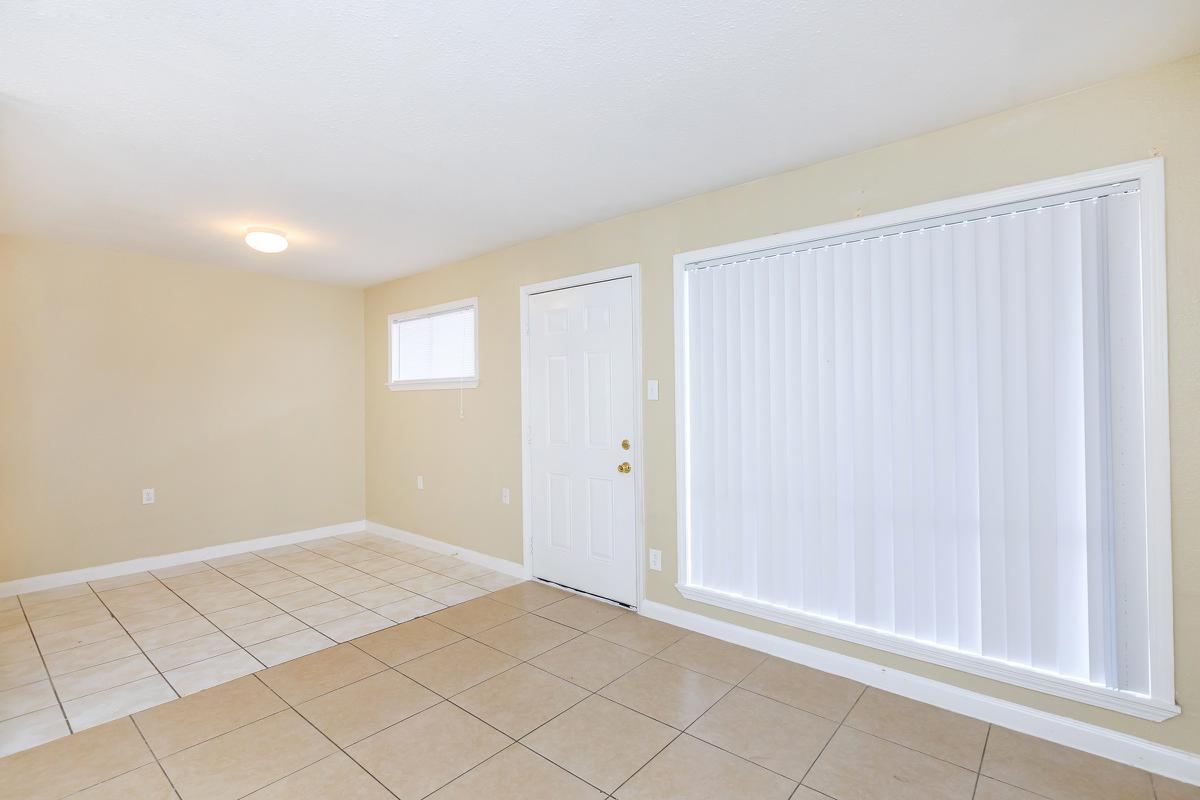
[244,227,288,253]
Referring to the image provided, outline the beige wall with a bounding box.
[0,236,365,582]
[365,54,1200,751]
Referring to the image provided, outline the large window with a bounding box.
[388,298,478,390]
[673,160,1174,719]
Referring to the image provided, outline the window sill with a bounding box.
[387,378,479,391]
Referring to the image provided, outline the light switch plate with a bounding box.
[649,548,662,571]
[647,379,659,401]
[142,488,155,505]
[501,487,511,504]
[416,475,424,490]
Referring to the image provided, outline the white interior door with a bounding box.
[528,277,637,606]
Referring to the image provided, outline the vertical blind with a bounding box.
[390,303,477,383]
[680,185,1152,693]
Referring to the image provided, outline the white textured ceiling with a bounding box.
[2,2,1198,286]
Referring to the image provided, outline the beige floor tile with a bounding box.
[163,649,263,696]
[0,656,47,691]
[0,679,57,722]
[23,593,106,622]
[805,726,977,800]
[0,716,153,800]
[535,595,627,631]
[349,584,415,609]
[205,600,281,629]
[0,706,69,757]
[615,734,796,800]
[429,742,605,800]
[185,587,262,614]
[44,634,141,677]
[324,574,388,597]
[600,658,731,729]
[225,613,308,646]
[132,617,217,650]
[488,581,573,611]
[71,762,178,799]
[591,614,687,655]
[206,552,263,569]
[423,582,489,606]
[688,687,835,781]
[291,598,366,626]
[117,603,199,633]
[244,752,394,800]
[1152,775,1200,800]
[147,632,239,671]
[161,709,336,800]
[353,618,463,665]
[524,694,676,793]
[306,565,365,586]
[161,570,230,591]
[530,633,649,690]
[0,609,25,629]
[349,702,510,800]
[375,563,432,583]
[315,609,393,642]
[438,562,493,581]
[52,653,157,701]
[452,663,587,738]
[0,596,16,612]
[473,613,578,659]
[100,585,181,617]
[417,555,467,572]
[399,638,520,697]
[398,572,461,594]
[427,597,525,635]
[20,583,94,607]
[973,776,1051,799]
[257,642,385,704]
[270,586,340,611]
[376,595,445,622]
[657,633,767,684]
[252,575,316,599]
[151,561,214,578]
[739,656,865,722]
[64,674,178,731]
[466,571,524,591]
[0,637,41,667]
[298,669,439,747]
[981,726,1154,800]
[247,628,336,667]
[29,607,113,636]
[135,674,287,757]
[88,573,159,592]
[231,566,295,587]
[844,687,989,770]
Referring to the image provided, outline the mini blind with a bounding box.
[678,176,1167,704]
[389,301,477,385]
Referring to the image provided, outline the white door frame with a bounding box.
[519,262,645,609]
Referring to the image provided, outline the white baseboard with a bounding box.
[0,520,368,598]
[364,520,527,579]
[640,599,1200,787]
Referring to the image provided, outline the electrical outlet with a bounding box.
[416,475,424,490]
[647,379,659,401]
[501,488,511,505]
[142,488,155,505]
[649,548,662,571]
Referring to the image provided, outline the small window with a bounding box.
[388,298,478,390]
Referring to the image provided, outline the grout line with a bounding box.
[12,594,73,734]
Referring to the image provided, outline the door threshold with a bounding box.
[531,576,635,611]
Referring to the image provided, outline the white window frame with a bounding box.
[672,158,1175,721]
[386,297,480,391]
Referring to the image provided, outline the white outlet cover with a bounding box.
[649,548,662,571]
[142,488,155,505]
[416,476,424,490]
[647,379,659,401]
[501,488,511,504]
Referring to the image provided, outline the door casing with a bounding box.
[520,263,645,609]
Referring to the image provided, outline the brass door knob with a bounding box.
[617,462,631,473]
[621,439,631,450]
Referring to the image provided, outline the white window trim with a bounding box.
[386,297,480,391]
[672,158,1176,721]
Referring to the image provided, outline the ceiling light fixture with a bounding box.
[244,227,288,253]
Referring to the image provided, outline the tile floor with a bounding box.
[0,532,520,753]
[0,534,1195,799]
